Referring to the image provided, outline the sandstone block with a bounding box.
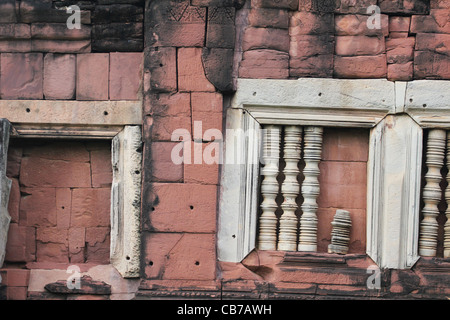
[206,7,236,48]
[290,11,334,35]
[334,14,389,36]
[0,0,16,23]
[147,183,217,233]
[145,93,191,117]
[20,157,91,188]
[386,37,415,64]
[162,233,216,280]
[414,50,450,79]
[411,9,450,34]
[389,16,411,33]
[248,8,289,29]
[252,0,299,10]
[20,188,57,227]
[334,54,387,78]
[388,62,414,81]
[178,47,215,92]
[146,0,205,47]
[0,53,43,100]
[150,142,183,182]
[322,128,369,162]
[242,27,289,52]
[239,49,289,79]
[145,47,177,93]
[76,53,110,101]
[109,52,143,101]
[317,161,367,209]
[43,53,76,100]
[379,0,429,14]
[335,36,386,56]
[71,188,111,227]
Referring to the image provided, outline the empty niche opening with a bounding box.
[4,138,112,266]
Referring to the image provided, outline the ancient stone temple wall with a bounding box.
[0,0,449,300]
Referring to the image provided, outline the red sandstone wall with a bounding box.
[0,0,449,300]
[1,140,112,300]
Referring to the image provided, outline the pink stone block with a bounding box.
[43,53,76,100]
[0,53,43,99]
[109,52,143,101]
[177,48,215,92]
[76,53,109,101]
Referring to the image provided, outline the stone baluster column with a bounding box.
[278,126,302,251]
[258,125,281,250]
[419,129,446,257]
[298,126,323,252]
[444,131,450,258]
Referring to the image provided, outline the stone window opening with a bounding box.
[0,99,143,280]
[218,78,450,270]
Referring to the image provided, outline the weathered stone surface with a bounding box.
[242,27,289,52]
[411,9,450,33]
[206,7,236,48]
[290,55,334,78]
[145,47,177,93]
[202,48,234,92]
[43,53,76,100]
[415,33,450,54]
[248,8,289,29]
[31,40,91,53]
[31,23,91,40]
[146,183,217,233]
[92,4,144,23]
[322,127,369,162]
[76,53,109,101]
[0,0,16,23]
[146,0,206,47]
[71,188,110,227]
[0,24,30,40]
[150,142,183,182]
[334,54,387,78]
[334,14,389,36]
[389,16,411,33]
[335,0,378,13]
[178,47,216,92]
[239,49,289,79]
[0,119,11,268]
[144,92,191,117]
[90,148,113,188]
[20,0,91,23]
[109,52,143,100]
[379,0,430,14]
[297,0,336,12]
[191,0,246,7]
[44,276,111,295]
[290,12,334,35]
[414,50,450,79]
[386,37,415,64]
[20,188,57,227]
[252,0,298,9]
[92,23,143,52]
[0,53,43,100]
[388,61,414,81]
[335,36,386,56]
[20,158,91,188]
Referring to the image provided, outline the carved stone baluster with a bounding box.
[444,131,450,258]
[298,126,323,252]
[328,210,352,255]
[258,125,281,250]
[419,129,446,257]
[278,126,302,251]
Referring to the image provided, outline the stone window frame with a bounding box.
[0,100,143,278]
[218,78,450,270]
